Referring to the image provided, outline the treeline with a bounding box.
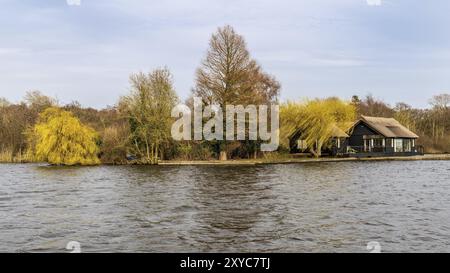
[0,26,281,165]
[0,91,127,164]
[0,25,449,165]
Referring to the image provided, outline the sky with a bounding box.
[0,0,450,109]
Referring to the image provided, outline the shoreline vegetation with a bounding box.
[1,154,449,166]
[1,26,449,166]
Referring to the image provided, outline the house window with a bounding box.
[395,139,403,152]
[297,139,307,150]
[386,138,393,147]
[403,139,412,152]
[373,138,383,147]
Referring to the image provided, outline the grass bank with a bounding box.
[0,150,35,163]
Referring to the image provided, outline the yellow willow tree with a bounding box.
[28,107,100,165]
[280,98,356,157]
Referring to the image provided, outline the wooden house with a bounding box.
[289,115,423,157]
[347,115,423,157]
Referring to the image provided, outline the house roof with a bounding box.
[288,124,349,140]
[359,115,419,138]
[330,124,349,138]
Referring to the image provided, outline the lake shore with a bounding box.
[158,154,450,166]
[1,154,449,166]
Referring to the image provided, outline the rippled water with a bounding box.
[0,161,449,252]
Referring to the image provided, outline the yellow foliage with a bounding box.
[28,107,100,165]
[280,98,356,157]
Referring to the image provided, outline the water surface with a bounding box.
[0,161,449,252]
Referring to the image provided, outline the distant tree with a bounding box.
[65,100,82,109]
[193,25,280,160]
[429,93,450,110]
[0,104,35,160]
[427,93,449,142]
[394,102,416,131]
[359,94,395,117]
[24,90,57,113]
[394,102,412,112]
[0,97,10,108]
[351,95,361,115]
[120,68,178,164]
[28,107,100,165]
[280,98,356,157]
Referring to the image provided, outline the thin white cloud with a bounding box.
[366,0,382,6]
[0,47,29,56]
[66,0,81,6]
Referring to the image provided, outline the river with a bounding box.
[0,161,449,252]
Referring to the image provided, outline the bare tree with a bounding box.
[358,94,395,117]
[24,90,57,113]
[193,25,280,160]
[429,93,450,110]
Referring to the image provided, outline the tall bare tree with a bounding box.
[429,94,450,110]
[428,93,450,142]
[193,25,280,160]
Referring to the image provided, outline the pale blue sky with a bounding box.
[0,0,449,108]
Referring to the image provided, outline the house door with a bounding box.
[364,139,371,152]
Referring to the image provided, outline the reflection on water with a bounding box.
[0,161,449,252]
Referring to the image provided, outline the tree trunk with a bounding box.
[316,140,322,158]
[310,140,322,158]
[310,148,319,158]
[145,139,150,163]
[219,151,227,161]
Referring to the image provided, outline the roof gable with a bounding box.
[330,124,349,138]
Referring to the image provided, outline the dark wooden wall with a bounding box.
[348,122,380,147]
